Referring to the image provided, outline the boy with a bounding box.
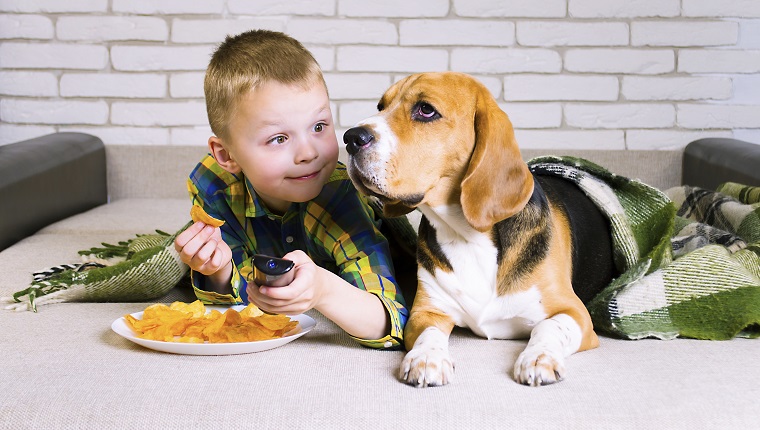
[174,30,412,349]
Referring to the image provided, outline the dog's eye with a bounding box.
[377,102,384,111]
[413,102,440,122]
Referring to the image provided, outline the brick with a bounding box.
[57,16,167,42]
[61,73,166,98]
[324,73,392,100]
[289,19,397,45]
[112,0,223,14]
[171,126,213,146]
[733,129,760,144]
[517,21,628,46]
[309,46,335,71]
[0,14,53,39]
[0,71,57,96]
[1,99,108,124]
[111,101,207,126]
[111,45,215,71]
[400,20,514,46]
[565,104,675,128]
[569,0,679,18]
[340,0,448,17]
[731,75,760,104]
[626,129,733,150]
[565,49,674,74]
[60,126,170,146]
[229,0,334,15]
[513,130,626,150]
[0,42,107,69]
[498,102,562,128]
[0,124,56,146]
[683,0,760,18]
[0,0,106,13]
[171,18,285,43]
[452,48,561,73]
[632,21,738,47]
[170,72,205,98]
[454,0,566,18]
[337,46,447,73]
[622,77,732,101]
[503,75,619,101]
[738,20,760,49]
[678,104,760,128]
[338,101,378,128]
[679,49,760,73]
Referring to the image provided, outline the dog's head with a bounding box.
[344,72,533,231]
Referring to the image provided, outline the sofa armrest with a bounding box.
[0,132,107,251]
[682,137,760,190]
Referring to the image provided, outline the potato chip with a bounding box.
[123,300,299,344]
[190,205,225,227]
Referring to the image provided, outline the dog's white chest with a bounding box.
[418,206,547,339]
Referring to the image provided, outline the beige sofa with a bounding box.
[1,133,757,429]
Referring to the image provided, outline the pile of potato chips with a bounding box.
[124,300,299,343]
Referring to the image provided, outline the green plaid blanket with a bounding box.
[530,157,760,340]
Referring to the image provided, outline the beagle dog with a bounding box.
[343,72,616,387]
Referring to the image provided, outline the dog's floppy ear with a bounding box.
[461,88,534,232]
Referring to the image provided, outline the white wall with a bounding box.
[1,0,759,150]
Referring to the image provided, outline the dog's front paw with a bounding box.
[513,348,566,387]
[399,346,454,387]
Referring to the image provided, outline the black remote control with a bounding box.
[251,254,295,287]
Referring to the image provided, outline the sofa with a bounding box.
[1,132,758,429]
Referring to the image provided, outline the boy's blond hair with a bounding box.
[204,30,325,142]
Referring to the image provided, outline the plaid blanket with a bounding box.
[530,157,760,340]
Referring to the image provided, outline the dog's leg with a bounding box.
[399,305,456,388]
[513,308,597,386]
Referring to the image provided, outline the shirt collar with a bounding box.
[244,176,275,218]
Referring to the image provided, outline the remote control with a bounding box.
[251,254,295,287]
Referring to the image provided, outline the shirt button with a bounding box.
[383,341,393,348]
[285,236,294,243]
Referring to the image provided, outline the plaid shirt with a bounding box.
[187,154,407,349]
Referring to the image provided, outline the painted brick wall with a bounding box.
[1,0,759,151]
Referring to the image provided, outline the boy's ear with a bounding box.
[208,136,242,174]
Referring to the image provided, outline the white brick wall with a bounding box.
[0,0,758,150]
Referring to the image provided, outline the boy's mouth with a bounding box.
[289,168,322,181]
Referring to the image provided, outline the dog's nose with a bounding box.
[343,126,375,156]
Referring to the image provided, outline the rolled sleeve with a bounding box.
[347,273,406,349]
[190,263,244,305]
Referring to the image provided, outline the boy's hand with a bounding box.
[246,250,326,315]
[174,221,232,276]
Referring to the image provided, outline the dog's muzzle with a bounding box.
[343,126,374,155]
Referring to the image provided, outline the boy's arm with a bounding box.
[311,183,409,349]
[187,180,252,305]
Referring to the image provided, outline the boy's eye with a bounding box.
[314,123,324,132]
[270,135,287,145]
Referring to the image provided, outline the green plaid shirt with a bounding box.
[187,154,407,349]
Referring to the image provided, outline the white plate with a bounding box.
[111,305,316,355]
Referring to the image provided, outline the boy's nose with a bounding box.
[343,126,375,155]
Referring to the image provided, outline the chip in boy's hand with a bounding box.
[190,204,225,228]
[124,300,299,343]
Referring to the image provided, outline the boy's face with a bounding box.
[221,79,339,214]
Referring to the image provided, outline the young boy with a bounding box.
[174,30,412,349]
